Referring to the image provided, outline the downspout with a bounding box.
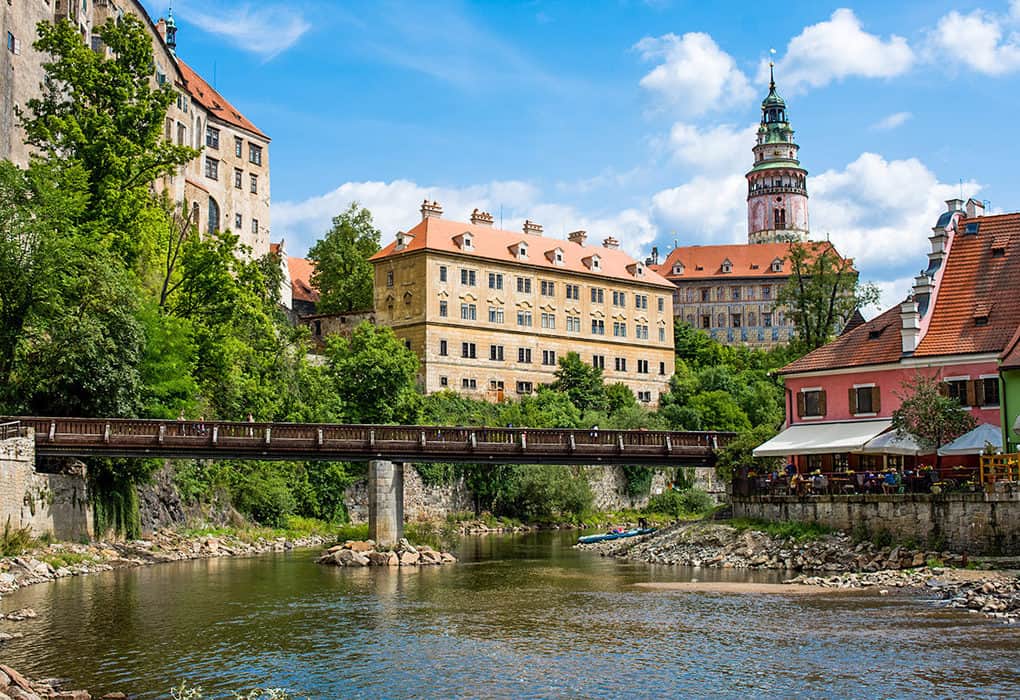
[1001,371,1010,453]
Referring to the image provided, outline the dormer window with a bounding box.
[974,302,991,326]
[395,231,413,251]
[672,263,684,275]
[582,254,601,271]
[546,247,565,265]
[454,231,474,250]
[721,258,732,274]
[509,241,529,260]
[627,262,645,277]
[771,258,783,273]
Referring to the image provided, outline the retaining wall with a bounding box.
[732,487,1020,555]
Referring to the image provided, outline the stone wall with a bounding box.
[732,487,1020,555]
[0,432,92,540]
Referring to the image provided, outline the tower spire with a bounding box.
[165,2,177,56]
[769,47,776,90]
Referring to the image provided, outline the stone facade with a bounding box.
[0,431,92,540]
[732,489,1020,555]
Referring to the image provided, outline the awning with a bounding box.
[858,429,926,456]
[753,419,892,458]
[937,423,1003,456]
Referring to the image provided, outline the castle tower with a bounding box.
[746,63,809,244]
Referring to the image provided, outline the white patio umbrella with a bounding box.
[937,423,1003,456]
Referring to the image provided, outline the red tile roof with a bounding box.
[778,304,905,375]
[371,214,674,289]
[915,213,1020,357]
[287,257,319,304]
[653,241,847,280]
[1000,324,1020,370]
[177,60,269,140]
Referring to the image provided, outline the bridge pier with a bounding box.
[368,459,403,547]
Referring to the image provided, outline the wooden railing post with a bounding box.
[265,427,272,445]
[48,421,55,442]
[212,425,218,445]
[158,424,165,445]
[103,423,111,443]
[317,428,323,447]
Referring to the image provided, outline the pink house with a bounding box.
[755,198,1020,473]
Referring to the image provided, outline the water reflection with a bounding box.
[1,531,1019,698]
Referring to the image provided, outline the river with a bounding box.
[2,531,1019,698]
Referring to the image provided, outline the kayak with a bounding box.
[577,527,656,544]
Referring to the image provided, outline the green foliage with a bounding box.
[1,516,37,556]
[552,351,607,412]
[729,518,834,542]
[496,465,593,521]
[90,461,143,539]
[645,488,714,518]
[416,463,458,487]
[891,372,977,453]
[714,424,784,482]
[308,202,381,314]
[621,465,654,498]
[231,464,298,528]
[605,382,638,414]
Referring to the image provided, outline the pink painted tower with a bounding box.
[746,63,809,244]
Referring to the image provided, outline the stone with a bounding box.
[326,545,344,554]
[100,694,127,700]
[399,551,420,566]
[420,550,441,565]
[385,551,399,566]
[396,538,417,555]
[4,608,36,622]
[911,553,926,568]
[345,540,375,553]
[53,692,91,699]
[5,689,39,700]
[440,552,457,563]
[367,551,392,566]
[349,552,370,567]
[0,666,30,693]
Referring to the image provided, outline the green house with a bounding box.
[999,329,1020,452]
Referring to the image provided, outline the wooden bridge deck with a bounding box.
[8,417,732,466]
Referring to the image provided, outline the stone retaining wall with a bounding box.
[0,431,92,540]
[732,487,1020,555]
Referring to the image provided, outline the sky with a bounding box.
[141,0,1020,314]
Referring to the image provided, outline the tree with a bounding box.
[605,382,638,414]
[325,322,420,423]
[776,242,880,351]
[21,16,196,266]
[308,203,381,314]
[551,351,607,413]
[891,373,976,462]
[714,424,783,482]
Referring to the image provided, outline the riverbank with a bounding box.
[0,662,112,699]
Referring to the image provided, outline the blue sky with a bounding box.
[143,0,1020,313]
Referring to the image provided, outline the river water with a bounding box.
[2,531,1020,698]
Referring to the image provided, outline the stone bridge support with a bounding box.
[368,459,403,547]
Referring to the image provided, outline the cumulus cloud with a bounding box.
[634,32,754,115]
[668,122,757,173]
[930,5,1020,75]
[176,1,310,60]
[762,8,914,91]
[871,111,912,130]
[649,174,747,245]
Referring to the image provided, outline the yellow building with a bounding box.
[370,202,676,404]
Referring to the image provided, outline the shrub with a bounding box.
[730,518,833,542]
[645,488,714,518]
[232,466,297,528]
[621,465,654,498]
[1,516,36,556]
[498,465,593,521]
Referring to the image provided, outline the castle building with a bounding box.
[370,202,676,404]
[0,1,270,256]
[653,66,850,349]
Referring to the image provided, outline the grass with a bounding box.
[42,551,98,569]
[728,518,835,542]
[1,516,37,556]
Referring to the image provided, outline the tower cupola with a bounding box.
[165,6,178,55]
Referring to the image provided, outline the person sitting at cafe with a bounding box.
[784,462,797,477]
[882,470,900,494]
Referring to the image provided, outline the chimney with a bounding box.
[945,198,965,213]
[420,199,443,220]
[651,246,659,265]
[912,271,933,318]
[900,296,920,354]
[966,198,985,218]
[156,18,167,41]
[470,208,494,227]
[523,219,543,236]
[602,236,620,250]
[567,230,587,246]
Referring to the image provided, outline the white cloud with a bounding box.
[871,111,912,130]
[275,180,657,262]
[763,8,914,91]
[649,174,747,245]
[634,32,753,115]
[667,122,757,173]
[930,6,1020,75]
[176,1,310,60]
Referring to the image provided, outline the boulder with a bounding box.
[399,551,420,566]
[345,541,375,553]
[349,552,371,567]
[420,550,441,565]
[367,551,392,566]
[440,552,457,564]
[326,545,344,554]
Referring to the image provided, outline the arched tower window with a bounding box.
[774,208,786,230]
[208,196,220,233]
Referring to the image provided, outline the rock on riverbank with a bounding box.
[317,538,456,567]
[0,663,119,700]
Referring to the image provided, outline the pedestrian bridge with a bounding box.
[12,416,731,466]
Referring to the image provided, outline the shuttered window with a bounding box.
[849,386,881,415]
[797,389,826,418]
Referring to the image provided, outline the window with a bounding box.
[798,389,826,418]
[251,219,259,235]
[461,269,477,286]
[440,376,448,387]
[636,324,649,340]
[488,306,504,323]
[517,310,533,327]
[542,350,557,365]
[461,303,477,321]
[945,379,969,405]
[207,197,220,233]
[234,168,242,189]
[701,315,711,329]
[592,354,605,369]
[566,284,580,300]
[439,340,448,356]
[851,386,879,415]
[659,361,666,375]
[250,174,258,194]
[717,313,726,328]
[658,297,665,313]
[981,377,1001,406]
[249,144,263,165]
[716,288,726,301]
[613,290,626,306]
[613,322,627,338]
[763,313,773,327]
[386,271,394,287]
[762,285,772,300]
[591,319,605,335]
[516,276,532,293]
[700,288,710,302]
[488,272,503,290]
[234,213,242,229]
[439,266,448,282]
[567,316,581,333]
[635,294,648,310]
[637,391,652,403]
[518,348,532,363]
[235,137,243,158]
[590,287,605,304]
[489,345,504,361]
[731,313,742,328]
[7,32,20,55]
[731,286,741,301]
[461,342,477,359]
[637,359,649,374]
[614,357,627,372]
[516,381,533,395]
[541,280,555,296]
[177,123,187,146]
[462,378,477,390]
[206,126,219,149]
[439,300,448,317]
[204,157,219,180]
[541,312,556,329]
[658,327,666,342]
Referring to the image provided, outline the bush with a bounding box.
[498,465,593,521]
[1,516,36,556]
[232,466,297,528]
[645,488,714,518]
[621,465,654,498]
